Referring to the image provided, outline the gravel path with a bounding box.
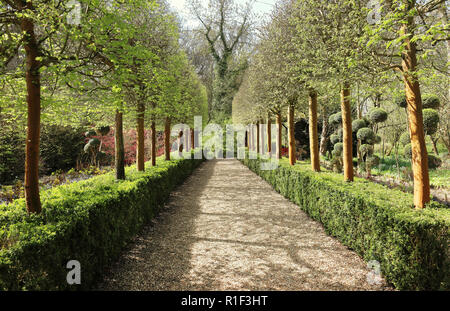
[97,159,392,291]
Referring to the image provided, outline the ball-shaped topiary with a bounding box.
[422,95,440,110]
[96,125,111,136]
[330,134,340,145]
[404,144,412,159]
[357,128,376,144]
[360,144,374,157]
[333,142,344,155]
[366,155,380,168]
[399,132,410,146]
[85,129,97,138]
[422,109,439,136]
[395,96,407,108]
[338,128,343,141]
[331,112,342,125]
[374,135,382,144]
[428,155,442,169]
[369,108,388,124]
[352,119,367,133]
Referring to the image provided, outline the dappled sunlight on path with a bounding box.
[97,160,392,291]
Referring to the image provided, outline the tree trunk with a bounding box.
[341,82,354,182]
[151,120,156,167]
[319,107,329,156]
[115,110,125,180]
[22,17,42,214]
[277,112,282,159]
[165,117,171,161]
[136,103,145,171]
[260,119,265,154]
[401,13,430,209]
[288,104,296,166]
[267,113,272,154]
[309,90,320,172]
[256,121,260,154]
[191,128,195,151]
[431,137,439,156]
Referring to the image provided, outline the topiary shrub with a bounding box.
[404,144,412,159]
[40,125,85,174]
[422,95,440,110]
[428,155,442,169]
[352,119,367,133]
[357,128,376,144]
[333,142,344,155]
[96,125,111,137]
[374,135,382,144]
[422,109,439,136]
[395,96,407,109]
[330,134,340,145]
[360,144,374,157]
[369,108,388,124]
[85,129,97,138]
[338,128,343,141]
[399,132,410,146]
[329,112,342,126]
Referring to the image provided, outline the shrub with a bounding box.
[330,134,340,145]
[395,96,407,109]
[96,125,111,137]
[369,108,388,124]
[0,156,204,290]
[399,132,410,146]
[0,129,25,184]
[360,144,374,157]
[352,119,367,133]
[357,128,376,144]
[422,109,439,136]
[422,95,440,110]
[428,155,442,169]
[242,156,449,290]
[404,144,412,159]
[40,125,85,175]
[333,142,343,155]
[329,112,342,126]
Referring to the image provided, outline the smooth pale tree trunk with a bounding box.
[260,119,265,154]
[136,103,145,172]
[267,113,272,154]
[277,112,282,159]
[256,121,260,154]
[401,14,430,208]
[22,17,42,214]
[191,128,195,151]
[309,91,320,172]
[165,117,171,161]
[288,104,296,166]
[319,107,329,157]
[341,82,354,182]
[115,110,125,180]
[248,125,252,151]
[151,120,156,167]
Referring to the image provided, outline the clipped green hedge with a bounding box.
[242,157,449,290]
[0,156,203,290]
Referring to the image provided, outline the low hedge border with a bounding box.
[0,155,204,290]
[242,156,449,290]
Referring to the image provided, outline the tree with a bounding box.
[189,0,254,121]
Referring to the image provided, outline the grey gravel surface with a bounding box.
[97,159,392,291]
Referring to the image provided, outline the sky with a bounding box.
[168,0,278,27]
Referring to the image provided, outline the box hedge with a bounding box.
[242,156,449,290]
[0,156,203,290]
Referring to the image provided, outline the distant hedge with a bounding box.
[242,156,449,290]
[0,155,203,290]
